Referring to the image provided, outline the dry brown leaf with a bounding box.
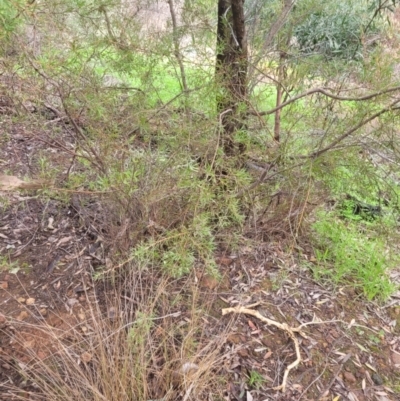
[107,307,117,321]
[248,320,257,330]
[216,256,234,266]
[80,352,92,363]
[0,174,48,191]
[264,349,273,359]
[23,340,35,349]
[0,175,25,190]
[198,273,219,289]
[16,311,29,321]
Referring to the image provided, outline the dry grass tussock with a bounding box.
[2,267,232,401]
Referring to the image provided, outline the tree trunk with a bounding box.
[215,0,248,156]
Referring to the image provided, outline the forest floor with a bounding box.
[1,111,400,401]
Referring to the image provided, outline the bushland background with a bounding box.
[1,1,400,400]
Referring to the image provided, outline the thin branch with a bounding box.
[167,0,188,94]
[316,354,351,401]
[100,5,117,44]
[363,0,392,39]
[253,85,400,117]
[126,87,202,137]
[99,5,128,50]
[102,86,144,92]
[26,56,106,173]
[309,99,400,158]
[248,0,296,82]
[249,62,292,97]
[235,161,305,197]
[59,97,107,174]
[211,108,233,170]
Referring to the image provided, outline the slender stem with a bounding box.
[253,85,400,117]
[167,0,188,95]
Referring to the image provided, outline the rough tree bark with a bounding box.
[215,0,248,156]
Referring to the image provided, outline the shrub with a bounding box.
[294,0,379,60]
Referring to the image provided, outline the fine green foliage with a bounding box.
[247,370,266,389]
[0,0,24,42]
[0,254,27,274]
[311,212,397,301]
[126,157,248,278]
[309,141,400,300]
[294,0,379,60]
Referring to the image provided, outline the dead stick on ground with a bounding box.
[222,303,308,392]
[316,354,351,401]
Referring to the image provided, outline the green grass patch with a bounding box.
[311,211,397,301]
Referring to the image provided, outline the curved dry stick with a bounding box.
[222,303,307,392]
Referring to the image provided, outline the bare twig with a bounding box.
[167,0,188,94]
[43,103,62,118]
[248,0,296,83]
[309,99,400,158]
[26,56,107,173]
[253,85,400,117]
[58,98,107,174]
[316,354,351,401]
[235,161,305,197]
[211,108,233,170]
[126,87,201,137]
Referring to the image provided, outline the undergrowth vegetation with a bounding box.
[2,0,400,399]
[1,0,399,292]
[312,212,397,300]
[4,271,229,401]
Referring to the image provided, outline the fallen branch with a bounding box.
[316,354,351,401]
[222,304,343,392]
[222,303,307,392]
